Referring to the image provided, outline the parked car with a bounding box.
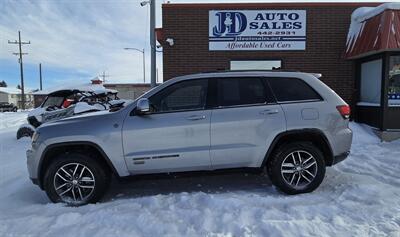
[26,71,353,206]
[16,88,122,139]
[0,102,18,112]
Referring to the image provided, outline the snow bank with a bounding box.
[0,112,399,236]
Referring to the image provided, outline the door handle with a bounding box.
[260,109,279,115]
[186,115,206,121]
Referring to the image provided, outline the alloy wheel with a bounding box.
[280,150,318,188]
[53,163,96,205]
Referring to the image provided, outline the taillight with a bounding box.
[336,105,350,119]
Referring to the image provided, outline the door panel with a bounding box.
[122,79,211,174]
[122,110,212,173]
[209,77,286,169]
[210,105,285,169]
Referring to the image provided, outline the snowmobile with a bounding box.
[16,88,126,139]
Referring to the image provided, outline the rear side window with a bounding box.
[217,78,267,107]
[267,78,322,102]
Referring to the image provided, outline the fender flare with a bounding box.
[37,141,120,189]
[261,128,334,167]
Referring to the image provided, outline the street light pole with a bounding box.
[142,49,146,84]
[124,47,145,83]
[39,63,43,90]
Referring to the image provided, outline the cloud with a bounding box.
[0,0,158,85]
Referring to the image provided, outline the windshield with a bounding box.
[42,96,65,107]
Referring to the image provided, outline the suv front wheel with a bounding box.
[43,152,111,206]
[267,142,326,195]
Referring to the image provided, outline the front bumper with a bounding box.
[332,151,350,165]
[30,178,39,185]
[26,141,46,188]
[26,149,37,183]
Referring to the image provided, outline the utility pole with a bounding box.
[100,71,110,83]
[140,0,156,87]
[150,0,156,88]
[8,31,30,110]
[39,63,43,90]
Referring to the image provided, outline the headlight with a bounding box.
[32,131,40,143]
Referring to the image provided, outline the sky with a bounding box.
[0,0,390,91]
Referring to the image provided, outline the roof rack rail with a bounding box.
[200,69,301,73]
[197,69,322,78]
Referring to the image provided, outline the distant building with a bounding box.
[31,90,47,108]
[103,83,151,100]
[0,87,33,109]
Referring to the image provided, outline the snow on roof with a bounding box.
[33,83,117,95]
[346,3,400,57]
[353,3,400,23]
[0,87,21,94]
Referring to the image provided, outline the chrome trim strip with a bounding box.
[152,154,180,159]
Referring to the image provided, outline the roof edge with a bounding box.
[162,2,381,9]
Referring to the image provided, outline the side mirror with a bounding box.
[136,98,150,115]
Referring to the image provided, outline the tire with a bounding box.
[267,142,326,195]
[13,107,17,112]
[16,126,35,139]
[43,152,111,206]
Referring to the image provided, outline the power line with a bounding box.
[8,31,30,110]
[100,71,110,83]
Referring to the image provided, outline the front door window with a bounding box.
[149,79,208,113]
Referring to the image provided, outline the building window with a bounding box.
[230,60,281,70]
[388,56,400,107]
[359,59,382,106]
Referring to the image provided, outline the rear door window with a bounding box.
[267,77,322,102]
[216,78,268,107]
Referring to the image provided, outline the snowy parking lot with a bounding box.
[0,112,399,237]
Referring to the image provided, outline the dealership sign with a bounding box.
[209,10,306,51]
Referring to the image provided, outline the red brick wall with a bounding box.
[161,2,379,104]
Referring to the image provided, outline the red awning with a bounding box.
[345,3,400,59]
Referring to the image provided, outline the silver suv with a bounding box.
[27,71,352,205]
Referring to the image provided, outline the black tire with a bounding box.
[16,126,35,139]
[43,152,111,206]
[13,107,17,112]
[267,142,326,195]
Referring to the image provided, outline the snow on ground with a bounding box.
[0,112,399,237]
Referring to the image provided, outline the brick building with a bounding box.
[103,83,151,100]
[158,2,400,139]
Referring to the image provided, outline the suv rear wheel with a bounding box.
[43,152,110,206]
[267,142,326,195]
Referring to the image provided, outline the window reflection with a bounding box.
[389,56,400,106]
[230,60,281,70]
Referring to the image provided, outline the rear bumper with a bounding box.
[332,151,350,165]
